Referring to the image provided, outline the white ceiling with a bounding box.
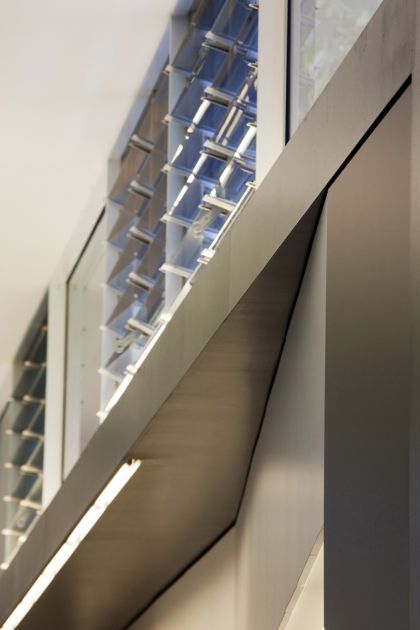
[0,0,184,382]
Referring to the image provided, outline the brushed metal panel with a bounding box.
[12,199,323,630]
[325,88,411,629]
[235,210,326,630]
[409,7,420,627]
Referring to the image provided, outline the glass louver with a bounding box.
[0,317,47,567]
[100,0,258,410]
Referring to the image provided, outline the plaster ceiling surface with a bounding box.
[0,0,182,382]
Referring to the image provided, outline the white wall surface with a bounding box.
[129,211,326,630]
[63,216,106,478]
[281,544,324,630]
[256,0,288,184]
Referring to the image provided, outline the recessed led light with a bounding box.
[1,460,141,630]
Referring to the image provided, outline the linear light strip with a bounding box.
[1,460,141,630]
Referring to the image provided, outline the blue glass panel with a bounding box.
[172,0,227,76]
[171,127,208,175]
[197,47,228,83]
[13,366,46,402]
[190,206,227,236]
[208,213,226,232]
[135,273,165,323]
[108,255,142,295]
[135,74,168,145]
[215,121,256,169]
[109,144,149,205]
[105,343,144,379]
[135,103,155,145]
[109,306,139,337]
[172,78,206,124]
[195,0,226,30]
[238,75,257,110]
[196,154,228,184]
[107,291,147,336]
[130,174,167,233]
[30,409,45,436]
[104,0,259,394]
[216,163,253,203]
[170,231,213,272]
[197,100,227,134]
[29,370,46,401]
[209,0,253,43]
[171,179,212,223]
[153,74,169,125]
[29,328,47,366]
[215,107,249,150]
[109,210,137,250]
[172,79,229,133]
[132,225,166,282]
[10,438,38,467]
[238,10,258,54]
[134,128,167,191]
[172,29,206,75]
[9,473,38,501]
[213,50,251,98]
[3,400,41,434]
[124,188,149,217]
[241,134,256,165]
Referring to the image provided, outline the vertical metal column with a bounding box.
[409,2,420,626]
[324,88,411,629]
[256,0,288,184]
[165,15,189,308]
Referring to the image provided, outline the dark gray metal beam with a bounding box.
[325,87,411,630]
